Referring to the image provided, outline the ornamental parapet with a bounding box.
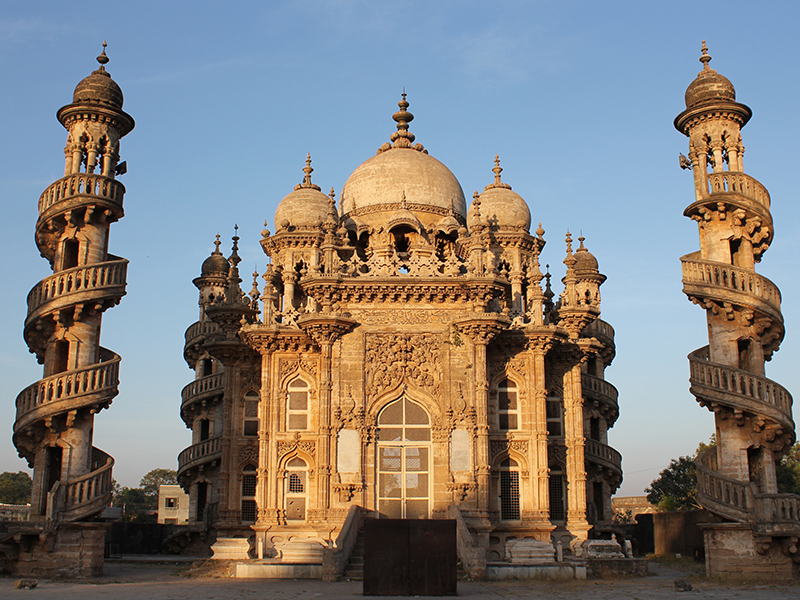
[584,438,622,476]
[178,436,223,479]
[681,256,782,322]
[26,259,128,324]
[705,171,770,210]
[14,350,120,451]
[37,173,125,220]
[582,373,619,426]
[688,346,793,432]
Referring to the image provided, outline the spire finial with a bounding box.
[295,154,321,191]
[565,231,573,255]
[389,92,418,149]
[96,40,109,71]
[578,235,586,250]
[229,225,241,268]
[213,233,222,254]
[699,40,711,70]
[493,155,502,185]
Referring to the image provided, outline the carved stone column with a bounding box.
[298,315,356,517]
[455,316,509,514]
[563,361,590,547]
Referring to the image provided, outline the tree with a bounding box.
[0,471,32,504]
[777,442,800,495]
[645,456,699,511]
[139,468,177,503]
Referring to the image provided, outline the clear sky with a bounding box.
[1,1,799,499]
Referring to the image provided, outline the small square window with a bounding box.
[244,420,258,436]
[165,497,177,508]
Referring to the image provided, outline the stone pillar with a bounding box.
[526,336,552,524]
[256,346,274,524]
[563,364,590,547]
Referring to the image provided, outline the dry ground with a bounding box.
[1,560,799,599]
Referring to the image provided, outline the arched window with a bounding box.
[499,457,521,520]
[243,390,259,437]
[376,398,431,519]
[549,466,566,522]
[285,457,307,521]
[497,379,519,430]
[287,379,309,431]
[241,465,257,523]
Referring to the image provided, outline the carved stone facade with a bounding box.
[178,96,622,562]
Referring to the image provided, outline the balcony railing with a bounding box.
[15,352,121,428]
[695,448,753,522]
[581,318,615,345]
[27,259,128,320]
[689,346,793,428]
[178,436,222,475]
[681,257,782,319]
[62,448,114,521]
[706,171,770,210]
[181,373,225,410]
[38,173,125,216]
[185,320,222,344]
[584,439,622,474]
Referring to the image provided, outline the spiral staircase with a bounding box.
[11,47,134,528]
[676,44,800,568]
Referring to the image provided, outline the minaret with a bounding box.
[15,43,134,524]
[677,44,794,536]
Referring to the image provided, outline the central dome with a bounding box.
[340,95,467,220]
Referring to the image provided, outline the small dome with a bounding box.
[73,44,124,109]
[274,155,331,229]
[471,157,531,231]
[201,235,229,277]
[573,236,599,275]
[685,42,736,108]
[340,95,466,219]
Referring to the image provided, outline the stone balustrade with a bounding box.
[178,436,223,476]
[62,449,114,520]
[681,257,782,318]
[27,259,128,319]
[695,448,754,522]
[706,171,770,210]
[689,346,793,428]
[181,373,225,411]
[38,172,124,216]
[15,352,120,428]
[584,438,622,474]
[581,318,615,345]
[185,320,222,344]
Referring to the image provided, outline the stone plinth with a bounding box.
[703,523,799,579]
[211,537,252,560]
[505,538,555,563]
[9,523,107,577]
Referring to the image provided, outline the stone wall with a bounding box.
[703,523,799,578]
[11,523,107,577]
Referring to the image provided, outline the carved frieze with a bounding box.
[276,437,316,459]
[278,354,319,381]
[490,439,528,460]
[365,333,441,398]
[238,444,259,466]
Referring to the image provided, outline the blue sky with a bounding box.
[1,1,799,498]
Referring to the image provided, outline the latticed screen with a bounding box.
[288,472,304,493]
[287,379,309,430]
[549,474,565,521]
[546,398,563,436]
[497,380,519,430]
[241,499,256,522]
[242,473,257,497]
[500,471,520,520]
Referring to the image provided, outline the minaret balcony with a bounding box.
[689,346,793,431]
[177,436,222,480]
[185,320,222,346]
[181,373,225,415]
[14,351,121,444]
[37,173,125,221]
[581,318,615,348]
[681,257,782,322]
[584,438,622,477]
[704,171,770,210]
[582,373,619,426]
[60,448,115,522]
[26,259,128,325]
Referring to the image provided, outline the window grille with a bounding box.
[241,499,256,522]
[242,473,257,497]
[287,379,309,430]
[500,471,520,520]
[549,473,565,521]
[288,472,304,494]
[497,379,519,430]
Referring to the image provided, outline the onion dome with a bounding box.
[201,235,230,277]
[340,94,467,220]
[573,235,600,276]
[274,155,331,229]
[72,41,124,109]
[470,156,531,231]
[684,41,736,108]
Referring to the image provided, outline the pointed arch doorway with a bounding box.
[376,397,431,519]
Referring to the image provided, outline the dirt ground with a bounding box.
[2,560,800,599]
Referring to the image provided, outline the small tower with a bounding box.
[13,43,133,569]
[677,43,797,575]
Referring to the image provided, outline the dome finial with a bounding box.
[565,231,573,255]
[699,40,711,70]
[213,233,222,254]
[484,155,512,191]
[97,40,109,70]
[295,154,321,191]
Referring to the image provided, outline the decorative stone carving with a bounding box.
[238,444,259,466]
[365,333,441,397]
[490,439,528,460]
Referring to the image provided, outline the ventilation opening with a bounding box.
[196,481,207,521]
[200,419,210,441]
[590,417,601,441]
[54,340,70,374]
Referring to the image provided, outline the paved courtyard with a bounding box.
[2,561,800,600]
